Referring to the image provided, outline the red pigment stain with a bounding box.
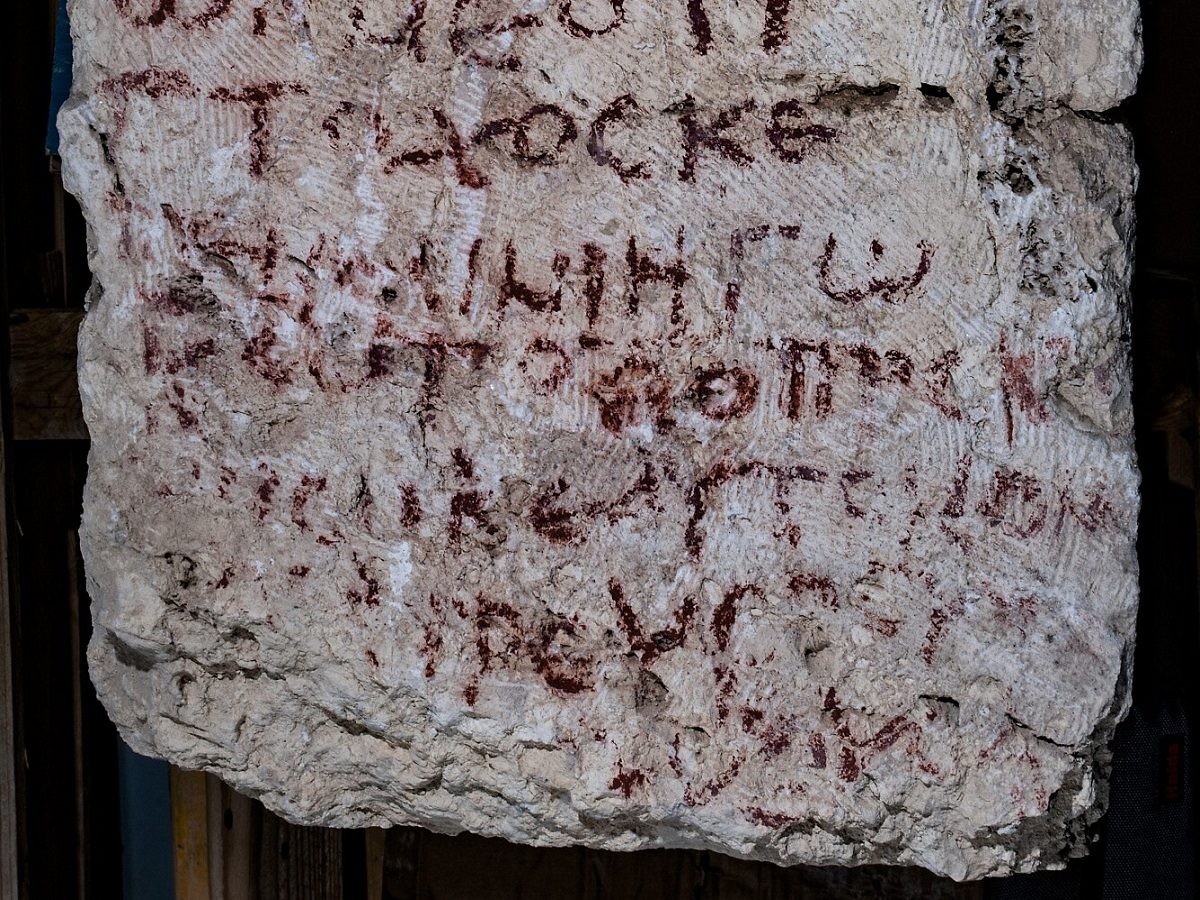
[978,470,1047,538]
[290,474,327,531]
[760,721,794,757]
[255,470,281,520]
[407,240,444,312]
[684,757,742,807]
[322,101,356,143]
[165,338,218,374]
[838,747,861,782]
[817,234,934,306]
[474,598,521,674]
[400,484,423,526]
[745,807,799,828]
[692,364,759,420]
[625,230,689,321]
[609,761,648,798]
[347,554,381,607]
[990,592,1038,637]
[530,480,579,544]
[808,733,828,768]
[999,336,1047,442]
[449,491,488,541]
[713,665,738,722]
[104,67,196,98]
[242,326,292,385]
[529,617,594,694]
[609,578,697,665]
[686,0,712,54]
[863,716,918,752]
[587,96,649,184]
[922,598,966,665]
[217,466,237,499]
[146,280,201,316]
[788,572,838,608]
[166,400,193,436]
[941,454,973,518]
[712,584,762,652]
[525,462,660,545]
[839,469,873,518]
[741,708,765,732]
[459,238,485,314]
[865,616,901,638]
[676,99,756,183]
[420,595,445,678]
[451,448,475,480]
[519,337,572,394]
[207,82,309,177]
[779,338,838,419]
[686,459,825,558]
[591,357,674,435]
[463,679,479,706]
[142,325,162,374]
[470,597,594,695]
[366,343,394,379]
[767,98,838,159]
[724,225,770,318]
[475,104,578,165]
[926,349,963,419]
[1064,489,1114,533]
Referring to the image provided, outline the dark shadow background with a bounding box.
[2,0,1197,897]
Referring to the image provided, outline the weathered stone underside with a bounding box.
[62,0,1140,881]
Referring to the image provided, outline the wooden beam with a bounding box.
[7,308,85,441]
[271,816,342,899]
[171,768,348,899]
[171,768,212,900]
[220,783,256,900]
[365,829,386,900]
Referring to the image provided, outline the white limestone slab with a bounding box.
[62,0,1140,879]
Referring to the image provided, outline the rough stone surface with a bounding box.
[63,0,1140,881]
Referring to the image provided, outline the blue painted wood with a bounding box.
[118,742,175,900]
[46,0,72,155]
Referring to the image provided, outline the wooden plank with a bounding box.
[171,768,212,900]
[366,828,387,900]
[7,308,85,441]
[380,827,986,900]
[205,774,226,900]
[274,819,342,900]
[256,807,279,900]
[220,781,258,900]
[168,772,347,900]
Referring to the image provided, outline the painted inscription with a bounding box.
[81,0,1134,851]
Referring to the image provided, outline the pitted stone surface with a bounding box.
[63,0,1140,880]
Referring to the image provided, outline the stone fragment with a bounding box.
[62,0,1140,880]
